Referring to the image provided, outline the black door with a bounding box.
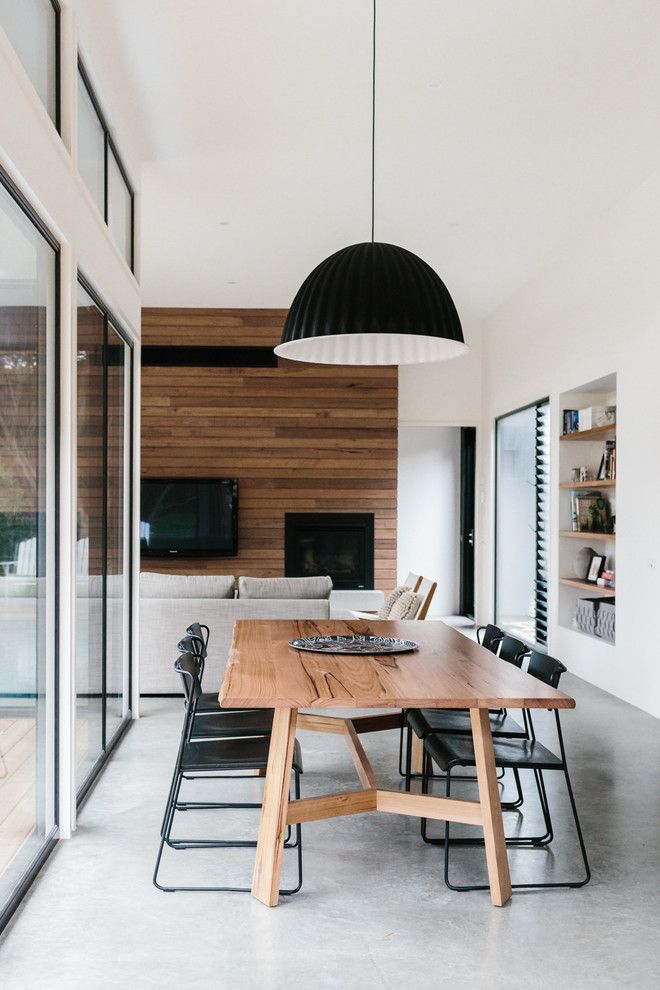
[459,427,476,618]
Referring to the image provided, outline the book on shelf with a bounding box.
[563,409,579,435]
[597,570,615,589]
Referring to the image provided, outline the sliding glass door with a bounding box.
[0,175,57,920]
[75,283,132,795]
[495,399,549,645]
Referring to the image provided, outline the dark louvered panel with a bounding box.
[534,402,550,645]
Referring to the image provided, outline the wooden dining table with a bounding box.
[219,618,575,908]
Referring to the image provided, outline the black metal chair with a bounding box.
[403,628,528,790]
[398,622,506,778]
[497,635,530,667]
[176,630,275,737]
[153,652,303,893]
[476,623,505,651]
[420,650,590,891]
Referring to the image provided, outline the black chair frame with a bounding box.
[153,653,302,894]
[420,652,590,891]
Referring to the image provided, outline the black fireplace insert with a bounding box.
[284,513,375,590]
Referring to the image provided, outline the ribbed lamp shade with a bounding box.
[275,241,467,365]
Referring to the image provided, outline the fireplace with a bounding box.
[285,513,375,590]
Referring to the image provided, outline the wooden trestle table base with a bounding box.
[219,619,575,908]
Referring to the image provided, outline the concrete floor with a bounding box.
[1,676,659,989]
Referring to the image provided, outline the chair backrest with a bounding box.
[187,621,210,651]
[478,623,504,653]
[415,577,437,620]
[528,650,566,688]
[174,651,202,707]
[177,633,205,659]
[498,635,529,668]
[403,572,422,592]
[177,632,206,685]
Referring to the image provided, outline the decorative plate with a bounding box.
[289,635,419,655]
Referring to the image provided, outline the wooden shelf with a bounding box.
[559,530,615,541]
[560,423,616,442]
[559,479,615,489]
[559,578,615,595]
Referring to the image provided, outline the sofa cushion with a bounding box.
[389,590,422,620]
[238,575,332,600]
[140,572,235,599]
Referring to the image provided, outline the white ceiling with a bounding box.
[72,0,660,317]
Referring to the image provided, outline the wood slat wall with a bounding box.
[141,309,398,589]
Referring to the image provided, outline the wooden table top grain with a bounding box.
[219,619,575,711]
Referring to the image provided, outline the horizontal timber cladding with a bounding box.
[140,309,398,588]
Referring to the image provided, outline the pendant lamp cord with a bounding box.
[371,0,376,243]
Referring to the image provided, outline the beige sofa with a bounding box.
[139,573,334,694]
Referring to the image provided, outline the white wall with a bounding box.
[479,169,660,718]
[398,426,461,616]
[399,316,482,427]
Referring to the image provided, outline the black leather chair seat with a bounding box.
[191,709,274,739]
[195,692,232,714]
[425,732,563,773]
[182,736,303,774]
[407,708,526,740]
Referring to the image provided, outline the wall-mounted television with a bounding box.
[140,478,238,557]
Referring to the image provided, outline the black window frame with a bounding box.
[0,163,61,937]
[494,396,550,648]
[75,271,135,806]
[77,57,135,273]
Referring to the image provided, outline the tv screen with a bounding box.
[140,478,238,557]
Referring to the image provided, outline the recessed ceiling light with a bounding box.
[429,82,441,89]
[227,280,237,284]
[219,221,230,225]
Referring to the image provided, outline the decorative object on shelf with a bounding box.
[586,552,607,584]
[595,598,616,642]
[571,467,581,482]
[570,491,611,532]
[577,405,616,432]
[275,1,468,367]
[574,596,615,642]
[575,597,600,636]
[288,635,419,655]
[573,545,597,578]
[579,466,590,482]
[597,569,615,589]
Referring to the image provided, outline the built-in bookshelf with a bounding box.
[558,374,616,643]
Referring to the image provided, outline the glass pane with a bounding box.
[107,149,132,267]
[0,0,58,125]
[495,405,537,641]
[75,286,104,789]
[105,324,128,742]
[77,69,105,215]
[0,180,55,907]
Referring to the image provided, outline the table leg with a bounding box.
[411,731,425,775]
[470,708,512,906]
[252,707,298,906]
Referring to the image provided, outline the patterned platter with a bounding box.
[288,635,419,655]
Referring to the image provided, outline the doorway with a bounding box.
[459,427,476,618]
[397,425,476,621]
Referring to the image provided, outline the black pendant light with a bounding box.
[275,0,467,366]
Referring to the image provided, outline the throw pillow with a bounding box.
[389,590,422,620]
[377,584,408,618]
